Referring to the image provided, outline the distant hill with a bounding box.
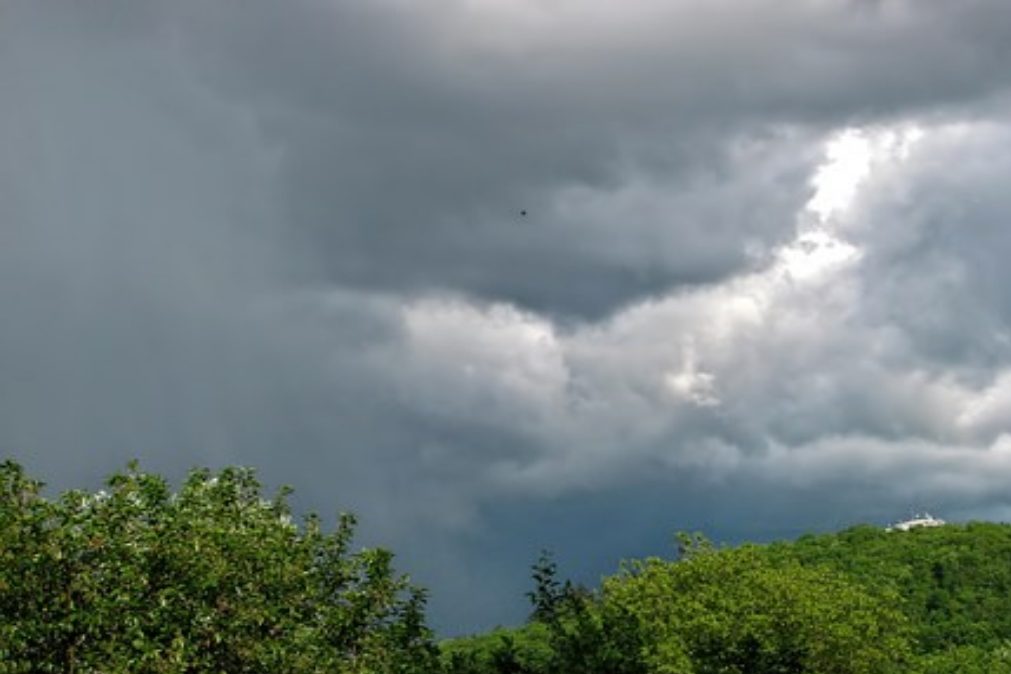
[770,521,1011,654]
[443,521,1011,673]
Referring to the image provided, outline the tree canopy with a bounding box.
[0,460,436,673]
[445,525,1011,673]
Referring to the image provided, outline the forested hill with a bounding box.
[444,522,1011,674]
[769,522,1011,654]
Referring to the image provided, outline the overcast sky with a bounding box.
[4,0,1011,633]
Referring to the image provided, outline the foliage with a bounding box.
[444,552,646,674]
[0,460,437,673]
[769,522,1011,655]
[526,551,564,623]
[917,642,1011,674]
[604,543,914,674]
[539,581,646,674]
[440,624,552,674]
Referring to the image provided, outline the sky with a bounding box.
[3,0,1011,633]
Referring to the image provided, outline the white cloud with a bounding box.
[375,114,1011,510]
[807,128,875,222]
[399,298,569,427]
[665,337,720,407]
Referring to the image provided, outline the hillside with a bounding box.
[771,521,1011,654]
[444,522,1011,673]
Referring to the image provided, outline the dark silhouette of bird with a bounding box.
[520,210,528,217]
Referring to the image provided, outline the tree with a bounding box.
[527,551,563,623]
[0,460,438,673]
[439,625,554,674]
[604,540,915,674]
[525,550,646,674]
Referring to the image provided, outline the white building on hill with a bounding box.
[886,513,946,532]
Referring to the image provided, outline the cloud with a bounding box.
[70,0,1009,319]
[4,0,1011,632]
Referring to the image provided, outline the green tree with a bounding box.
[527,551,564,623]
[439,624,554,674]
[604,539,915,674]
[772,522,1011,655]
[440,551,645,674]
[526,551,646,674]
[917,642,1011,674]
[0,460,437,673]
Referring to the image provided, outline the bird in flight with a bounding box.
[520,210,527,217]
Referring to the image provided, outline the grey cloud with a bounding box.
[6,0,1011,634]
[845,118,1011,374]
[69,0,1011,318]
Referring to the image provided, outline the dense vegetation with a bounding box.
[0,461,436,673]
[445,528,1011,673]
[5,461,1011,672]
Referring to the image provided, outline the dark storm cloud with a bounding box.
[48,0,1010,318]
[5,0,1011,633]
[252,0,1011,318]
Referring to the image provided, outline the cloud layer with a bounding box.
[3,0,1011,631]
